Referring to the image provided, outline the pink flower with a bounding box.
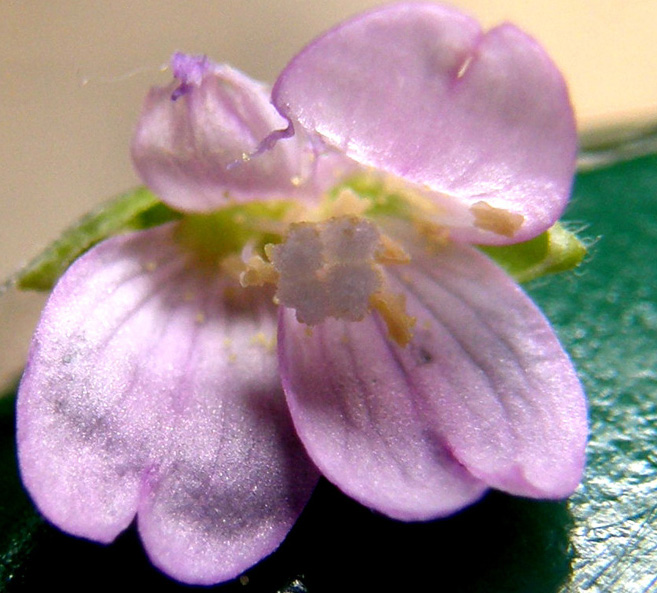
[16,3,587,586]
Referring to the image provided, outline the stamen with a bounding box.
[376,235,410,264]
[370,292,416,347]
[240,255,278,287]
[326,189,371,217]
[471,201,524,237]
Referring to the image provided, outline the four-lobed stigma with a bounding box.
[240,206,417,346]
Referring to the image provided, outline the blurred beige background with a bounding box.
[1,0,657,383]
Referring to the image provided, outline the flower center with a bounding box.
[174,200,296,264]
[175,176,429,346]
[268,216,384,324]
[241,214,416,346]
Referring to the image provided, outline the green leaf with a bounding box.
[529,153,657,593]
[13,187,179,292]
[0,379,44,589]
[481,222,587,283]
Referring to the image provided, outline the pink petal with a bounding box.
[385,243,587,497]
[17,224,319,585]
[279,315,488,522]
[279,243,586,519]
[132,56,319,212]
[273,3,577,244]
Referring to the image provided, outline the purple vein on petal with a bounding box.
[18,224,319,585]
[279,308,487,521]
[379,243,586,498]
[385,264,527,427]
[398,251,560,426]
[366,313,466,480]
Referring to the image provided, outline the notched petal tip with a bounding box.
[17,225,319,585]
[273,2,576,245]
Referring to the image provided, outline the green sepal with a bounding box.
[14,187,179,292]
[176,200,295,261]
[480,223,587,283]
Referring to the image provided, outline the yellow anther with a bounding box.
[240,254,279,287]
[369,291,416,347]
[414,219,451,250]
[471,201,524,237]
[376,235,410,265]
[327,189,371,217]
[219,254,247,280]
